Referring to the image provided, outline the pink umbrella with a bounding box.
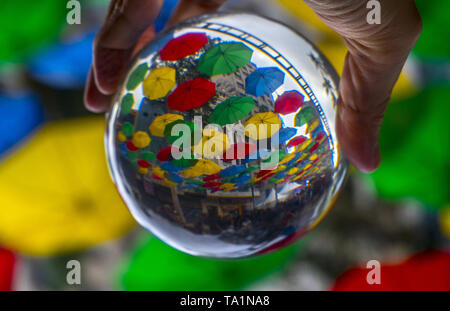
[275,91,305,115]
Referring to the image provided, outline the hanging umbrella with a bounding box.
[208,96,255,126]
[202,181,221,189]
[295,106,316,127]
[245,67,285,97]
[160,162,182,172]
[167,77,215,112]
[231,174,251,185]
[149,113,183,137]
[126,63,149,91]
[143,66,176,100]
[286,135,307,148]
[181,159,221,178]
[219,165,247,178]
[0,248,15,291]
[164,119,201,146]
[222,142,256,161]
[193,129,229,158]
[0,118,136,256]
[197,42,253,77]
[244,112,281,140]
[203,174,220,182]
[160,32,208,61]
[170,157,198,169]
[275,91,305,115]
[278,127,297,144]
[156,146,179,162]
[0,92,44,157]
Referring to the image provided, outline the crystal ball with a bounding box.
[106,13,348,258]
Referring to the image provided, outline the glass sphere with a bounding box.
[106,13,347,258]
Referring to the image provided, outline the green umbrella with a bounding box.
[208,96,255,126]
[171,157,198,169]
[126,63,148,91]
[164,119,201,145]
[198,42,253,77]
[294,106,315,127]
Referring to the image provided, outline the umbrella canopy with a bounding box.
[286,135,307,148]
[156,146,179,162]
[219,165,247,178]
[167,77,215,112]
[275,91,305,115]
[0,118,136,256]
[181,159,221,178]
[278,127,297,144]
[295,106,316,127]
[222,142,256,161]
[143,66,176,100]
[245,67,285,97]
[159,32,208,61]
[244,112,281,140]
[197,42,253,77]
[149,113,183,137]
[126,63,149,91]
[0,248,15,291]
[208,96,255,126]
[193,129,229,158]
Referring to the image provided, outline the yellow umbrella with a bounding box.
[181,159,221,178]
[149,113,184,137]
[244,112,281,140]
[193,129,229,158]
[0,118,136,256]
[143,66,176,100]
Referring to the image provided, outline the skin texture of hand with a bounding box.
[84,0,422,173]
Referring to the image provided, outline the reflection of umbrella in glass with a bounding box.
[275,90,305,115]
[198,42,253,77]
[278,127,297,144]
[181,159,221,178]
[0,118,136,256]
[245,67,285,97]
[295,106,315,127]
[194,129,229,158]
[244,112,281,140]
[0,248,15,291]
[143,67,176,100]
[157,146,179,162]
[286,135,307,148]
[167,78,215,112]
[164,119,201,145]
[219,165,246,178]
[149,113,183,137]
[160,32,208,61]
[222,142,257,161]
[126,63,149,91]
[208,97,255,126]
[0,92,44,157]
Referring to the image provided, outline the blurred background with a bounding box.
[0,0,448,291]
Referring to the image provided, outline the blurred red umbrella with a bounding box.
[222,142,257,161]
[332,250,450,291]
[275,91,304,115]
[203,174,220,182]
[160,32,208,61]
[286,136,307,148]
[157,146,179,162]
[167,78,215,112]
[202,182,221,189]
[0,248,15,291]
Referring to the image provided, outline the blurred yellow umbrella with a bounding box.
[143,67,176,100]
[149,113,183,137]
[244,112,281,140]
[181,159,221,178]
[0,118,136,256]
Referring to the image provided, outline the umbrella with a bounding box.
[197,42,253,76]
[126,63,149,91]
[222,142,257,161]
[278,127,297,144]
[208,96,255,126]
[143,66,176,100]
[131,131,151,149]
[231,174,251,185]
[0,118,136,256]
[202,181,221,189]
[181,159,221,178]
[159,32,208,61]
[203,174,220,182]
[167,78,215,112]
[164,119,201,146]
[219,165,247,178]
[160,162,182,172]
[295,106,316,127]
[120,93,134,116]
[244,112,281,140]
[245,67,285,97]
[149,113,183,137]
[193,129,229,158]
[0,248,15,291]
[286,135,307,148]
[170,158,198,169]
[156,146,179,162]
[0,92,44,157]
[275,91,305,115]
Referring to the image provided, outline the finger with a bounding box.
[84,69,111,113]
[304,0,422,172]
[92,0,163,95]
[167,0,228,26]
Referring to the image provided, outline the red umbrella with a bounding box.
[202,181,221,188]
[167,78,215,112]
[274,91,305,115]
[156,146,179,162]
[203,174,220,182]
[0,248,15,291]
[160,32,208,61]
[222,142,257,161]
[332,250,450,291]
[286,135,307,148]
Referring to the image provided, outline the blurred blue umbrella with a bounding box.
[246,67,285,97]
[219,165,247,178]
[278,127,297,144]
[0,92,44,157]
[161,162,182,172]
[155,0,179,32]
[231,174,251,185]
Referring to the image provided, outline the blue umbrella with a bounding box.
[0,92,44,157]
[245,67,285,97]
[231,174,251,185]
[278,127,297,144]
[161,162,182,172]
[219,165,247,178]
[168,172,184,184]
